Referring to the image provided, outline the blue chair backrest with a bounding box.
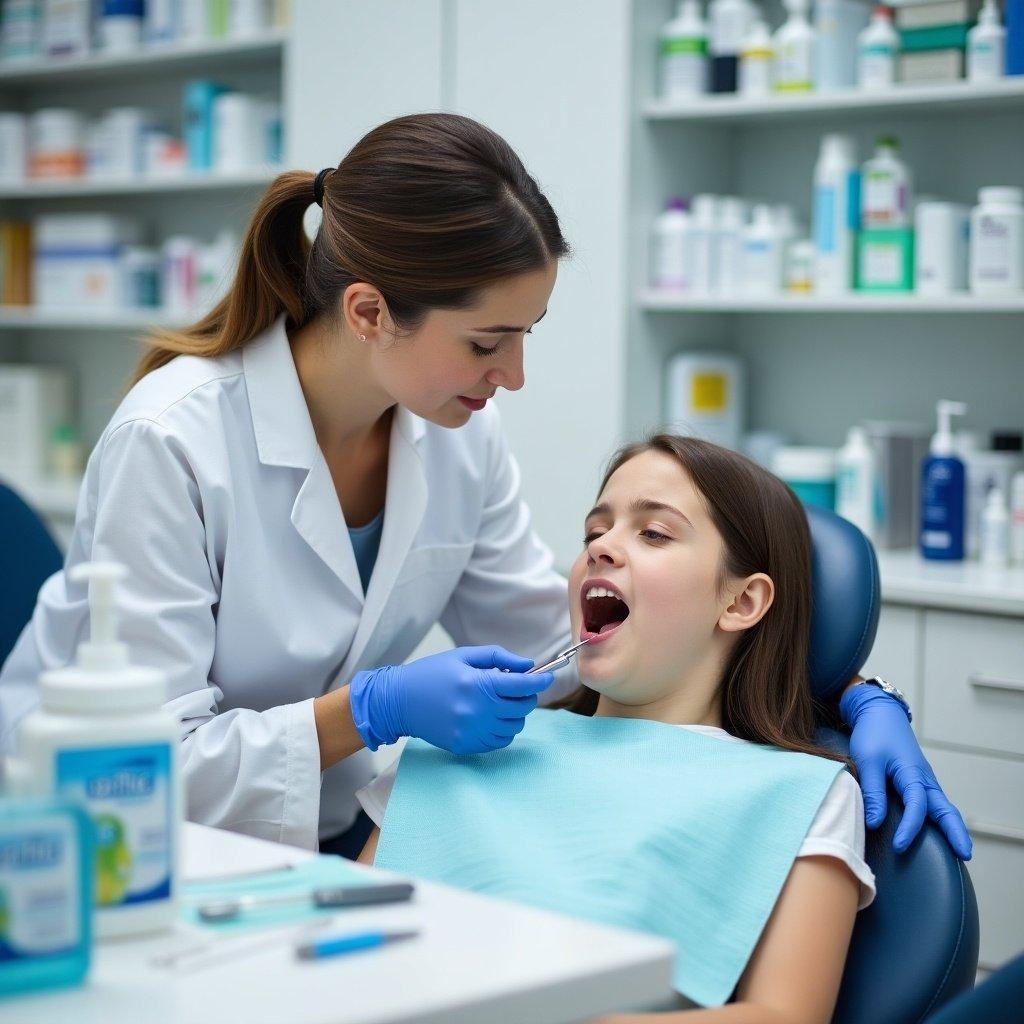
[804,505,979,1024]
[0,482,63,669]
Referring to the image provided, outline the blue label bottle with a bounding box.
[920,400,967,561]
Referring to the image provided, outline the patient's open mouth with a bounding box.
[580,579,630,644]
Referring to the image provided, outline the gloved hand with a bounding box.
[841,683,972,859]
[349,645,555,755]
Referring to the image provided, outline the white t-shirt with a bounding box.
[356,722,877,911]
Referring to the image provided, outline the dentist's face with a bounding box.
[567,451,731,706]
[371,262,557,428]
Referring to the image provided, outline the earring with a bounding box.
[359,334,367,342]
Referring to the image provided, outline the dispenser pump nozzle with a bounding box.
[931,400,968,456]
[70,562,129,671]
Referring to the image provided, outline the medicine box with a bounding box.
[0,365,73,483]
[856,228,915,291]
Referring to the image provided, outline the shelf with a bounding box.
[0,307,188,330]
[0,30,287,88]
[878,550,1024,616]
[639,290,1024,313]
[643,78,1024,124]
[0,167,283,199]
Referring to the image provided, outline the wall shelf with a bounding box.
[639,290,1024,313]
[643,78,1024,124]
[0,29,287,88]
[0,307,186,330]
[0,168,284,199]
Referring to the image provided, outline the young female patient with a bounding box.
[356,435,876,1022]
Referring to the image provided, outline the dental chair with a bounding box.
[805,505,979,1024]
[0,481,62,669]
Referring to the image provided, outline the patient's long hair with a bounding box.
[555,435,853,772]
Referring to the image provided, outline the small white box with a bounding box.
[0,365,73,483]
[916,201,970,295]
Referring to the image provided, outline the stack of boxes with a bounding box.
[896,0,980,83]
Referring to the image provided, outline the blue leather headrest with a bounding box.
[805,505,880,703]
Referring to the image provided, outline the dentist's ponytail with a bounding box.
[131,112,569,386]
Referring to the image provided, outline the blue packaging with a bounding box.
[184,80,231,172]
[0,796,93,998]
[1008,0,1024,75]
[920,400,967,561]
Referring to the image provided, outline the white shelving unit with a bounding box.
[630,1,1024,975]
[0,28,291,525]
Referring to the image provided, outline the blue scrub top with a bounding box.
[348,508,385,594]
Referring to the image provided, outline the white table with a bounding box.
[5,823,675,1024]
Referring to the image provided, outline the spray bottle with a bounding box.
[14,563,181,937]
[921,401,968,561]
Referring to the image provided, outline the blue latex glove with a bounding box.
[349,645,555,755]
[841,683,972,860]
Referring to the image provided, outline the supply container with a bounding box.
[144,0,177,45]
[1011,470,1024,564]
[836,425,875,537]
[28,109,86,179]
[858,6,898,89]
[968,0,1007,80]
[739,18,773,95]
[980,485,1011,567]
[15,563,181,938]
[742,204,783,294]
[162,236,200,313]
[815,0,870,90]
[921,400,967,561]
[93,107,149,179]
[213,92,263,173]
[786,238,815,291]
[664,351,745,451]
[1009,0,1024,74]
[961,443,1023,558]
[689,194,719,293]
[970,186,1024,294]
[42,0,90,57]
[659,0,709,99]
[98,0,144,52]
[813,133,859,294]
[0,365,72,483]
[915,201,970,295]
[1,0,42,61]
[716,197,746,293]
[772,446,837,509]
[861,136,912,228]
[0,790,93,996]
[0,114,27,183]
[122,246,161,308]
[708,0,752,91]
[865,420,930,549]
[856,227,914,291]
[774,0,817,91]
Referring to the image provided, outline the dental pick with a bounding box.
[527,637,593,675]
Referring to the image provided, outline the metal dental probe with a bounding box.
[527,636,594,675]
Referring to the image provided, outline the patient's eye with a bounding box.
[583,530,602,544]
[640,528,670,542]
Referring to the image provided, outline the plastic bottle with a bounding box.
[970,186,1024,294]
[857,6,898,90]
[836,425,875,537]
[774,0,817,92]
[15,563,181,938]
[742,204,783,294]
[861,136,912,228]
[690,194,719,293]
[664,352,745,449]
[1011,470,1024,564]
[786,238,816,291]
[980,485,1011,566]
[921,400,968,561]
[968,0,1007,82]
[739,17,774,95]
[651,198,692,290]
[659,0,710,100]
[708,0,753,92]
[716,197,747,293]
[813,133,859,294]
[815,0,871,90]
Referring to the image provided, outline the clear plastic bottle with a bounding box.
[861,136,912,228]
[836,425,875,537]
[660,0,710,100]
[857,6,898,90]
[15,563,181,938]
[813,133,859,294]
[968,0,1007,82]
[773,0,817,92]
[739,17,774,95]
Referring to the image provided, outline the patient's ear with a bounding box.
[719,573,774,634]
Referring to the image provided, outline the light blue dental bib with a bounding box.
[375,709,845,1007]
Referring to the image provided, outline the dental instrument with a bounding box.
[194,881,414,923]
[295,928,419,961]
[527,637,593,675]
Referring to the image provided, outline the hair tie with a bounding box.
[313,167,332,207]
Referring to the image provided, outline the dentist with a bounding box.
[0,113,970,861]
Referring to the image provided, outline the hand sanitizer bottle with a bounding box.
[921,401,968,561]
[15,563,181,938]
[968,0,1007,81]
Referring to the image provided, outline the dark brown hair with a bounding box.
[131,112,569,384]
[557,435,853,772]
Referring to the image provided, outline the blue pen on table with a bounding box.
[296,928,419,961]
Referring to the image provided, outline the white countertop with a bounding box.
[6,823,675,1024]
[878,551,1024,617]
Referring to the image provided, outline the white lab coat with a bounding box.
[0,314,576,850]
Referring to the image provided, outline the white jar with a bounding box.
[915,201,970,295]
[742,203,783,295]
[0,113,27,183]
[650,198,692,290]
[970,186,1024,294]
[15,564,181,939]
